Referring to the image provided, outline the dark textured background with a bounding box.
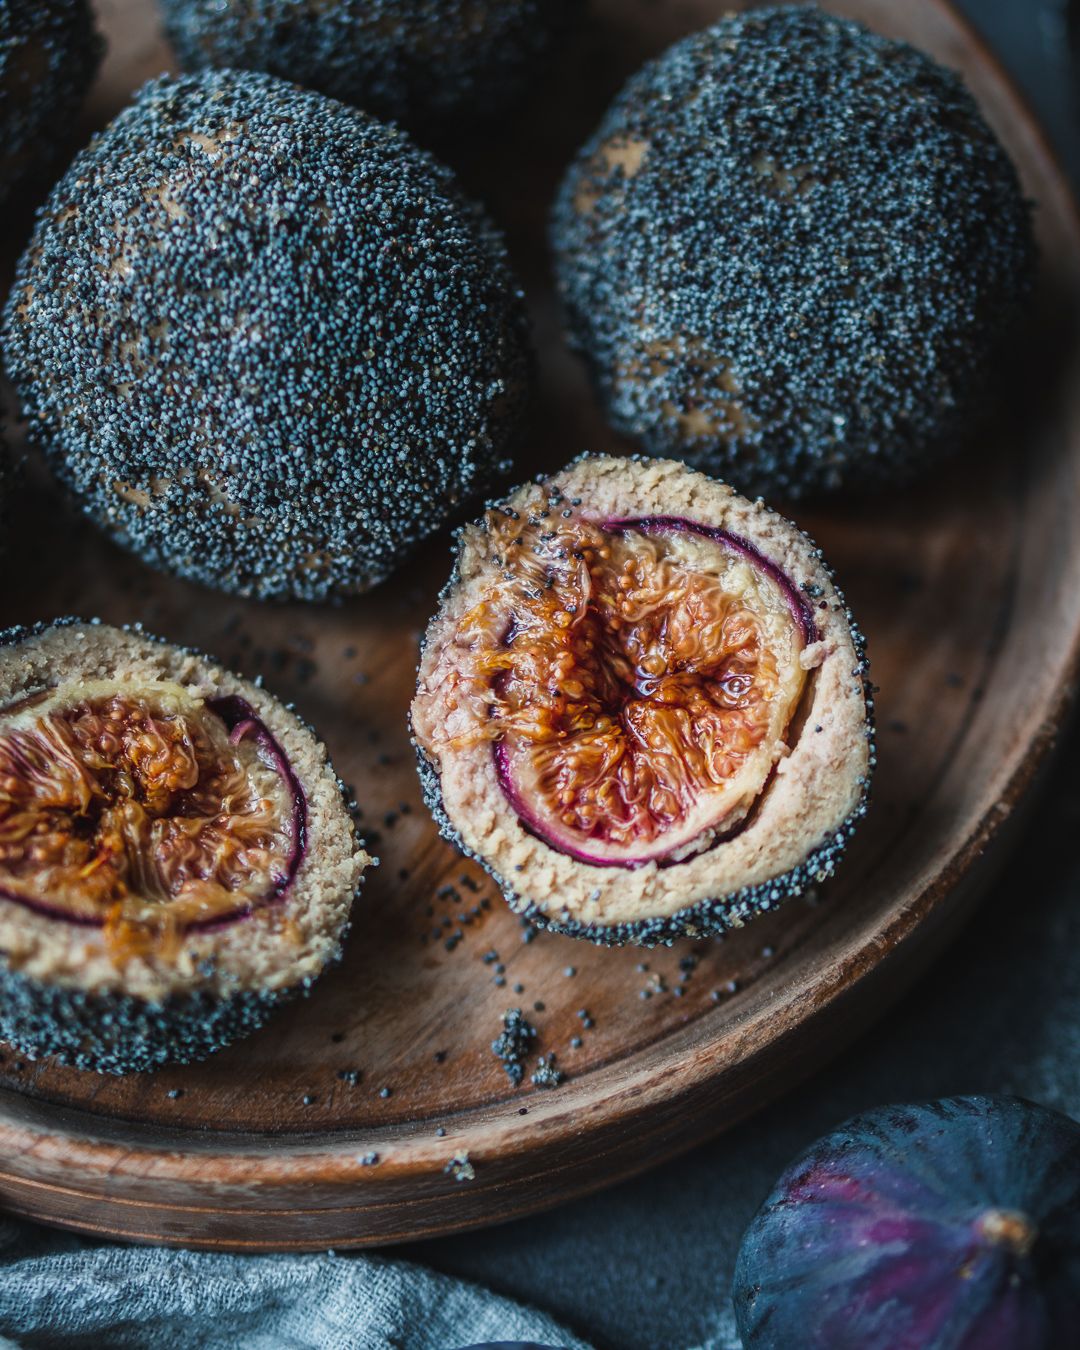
[410,4,1080,1346]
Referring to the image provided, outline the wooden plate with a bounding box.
[0,0,1077,1250]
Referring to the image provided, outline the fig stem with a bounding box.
[976,1207,1037,1258]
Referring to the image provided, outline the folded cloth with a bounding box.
[0,1218,589,1350]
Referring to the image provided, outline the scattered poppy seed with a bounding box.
[530,1053,564,1089]
[492,1007,537,1085]
[444,1152,475,1182]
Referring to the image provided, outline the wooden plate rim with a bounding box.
[0,0,1076,1241]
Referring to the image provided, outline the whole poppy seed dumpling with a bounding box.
[159,0,578,135]
[550,5,1036,498]
[3,68,532,601]
[0,0,103,203]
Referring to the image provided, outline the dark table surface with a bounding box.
[404,5,1080,1347]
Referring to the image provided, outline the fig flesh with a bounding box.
[446,510,812,868]
[0,621,370,1072]
[412,454,872,943]
[0,680,304,956]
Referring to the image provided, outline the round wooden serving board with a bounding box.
[0,0,1077,1251]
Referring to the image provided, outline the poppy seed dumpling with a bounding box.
[411,455,873,946]
[3,69,532,601]
[0,0,103,203]
[550,5,1036,498]
[0,619,371,1073]
[159,0,577,134]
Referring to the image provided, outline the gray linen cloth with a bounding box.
[0,1218,590,1350]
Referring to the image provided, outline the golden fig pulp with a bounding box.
[440,510,812,866]
[0,680,299,948]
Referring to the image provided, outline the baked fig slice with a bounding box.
[411,455,872,944]
[0,620,371,1073]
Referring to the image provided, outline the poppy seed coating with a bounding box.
[3,68,532,601]
[159,0,578,134]
[0,0,103,203]
[551,5,1036,498]
[0,967,307,1074]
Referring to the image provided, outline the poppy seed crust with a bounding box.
[0,967,305,1075]
[0,616,371,1073]
[159,0,578,133]
[3,68,532,601]
[0,0,103,203]
[551,5,1036,497]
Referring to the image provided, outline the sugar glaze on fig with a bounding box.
[412,454,873,944]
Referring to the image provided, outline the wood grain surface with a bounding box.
[0,0,1077,1249]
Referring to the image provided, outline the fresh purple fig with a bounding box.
[733,1095,1080,1349]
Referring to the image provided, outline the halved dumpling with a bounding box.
[0,620,371,1072]
[411,455,872,944]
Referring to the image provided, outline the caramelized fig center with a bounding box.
[0,680,301,949]
[448,508,813,867]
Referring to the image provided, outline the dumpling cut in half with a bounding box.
[411,455,872,945]
[0,620,371,1072]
